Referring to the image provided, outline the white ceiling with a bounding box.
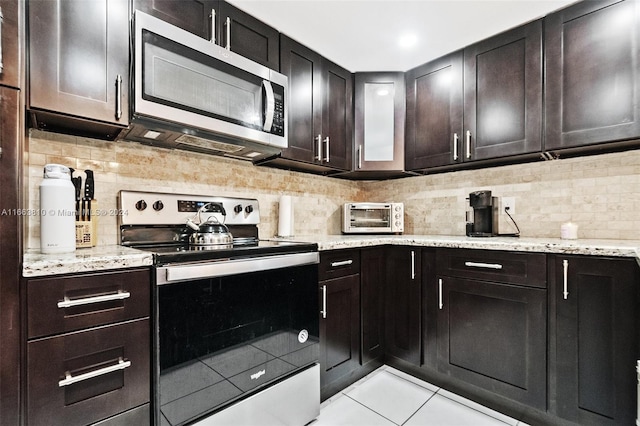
[227,0,577,72]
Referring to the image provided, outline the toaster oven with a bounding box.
[342,203,404,234]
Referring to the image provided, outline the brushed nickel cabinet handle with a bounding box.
[453,133,459,161]
[321,285,327,319]
[465,130,472,159]
[438,278,443,309]
[115,75,122,120]
[324,136,330,162]
[59,357,131,387]
[225,17,231,50]
[563,259,569,300]
[330,260,353,267]
[209,8,216,43]
[411,250,416,280]
[57,290,131,309]
[464,261,503,270]
[316,134,322,161]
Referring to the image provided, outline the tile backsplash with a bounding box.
[26,129,640,249]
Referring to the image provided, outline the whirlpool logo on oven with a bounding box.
[250,369,266,380]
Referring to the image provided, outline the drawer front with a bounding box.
[27,319,150,426]
[436,249,546,288]
[319,249,361,281]
[27,269,150,339]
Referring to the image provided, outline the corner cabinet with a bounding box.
[385,247,421,365]
[545,0,640,151]
[406,20,542,171]
[28,0,129,140]
[257,35,352,175]
[0,87,21,426]
[548,255,639,426]
[132,0,280,70]
[346,72,411,179]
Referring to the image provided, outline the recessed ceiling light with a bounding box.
[398,34,418,49]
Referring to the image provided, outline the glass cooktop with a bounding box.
[137,240,318,265]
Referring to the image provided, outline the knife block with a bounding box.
[75,199,97,248]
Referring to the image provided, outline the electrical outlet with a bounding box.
[502,197,515,215]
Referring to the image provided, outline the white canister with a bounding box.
[560,222,579,240]
[40,164,76,253]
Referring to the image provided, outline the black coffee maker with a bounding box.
[466,190,499,237]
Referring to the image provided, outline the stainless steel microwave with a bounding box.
[124,11,288,161]
[342,203,404,234]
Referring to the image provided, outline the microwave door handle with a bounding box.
[262,80,276,132]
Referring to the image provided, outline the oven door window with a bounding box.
[350,208,391,229]
[157,264,318,426]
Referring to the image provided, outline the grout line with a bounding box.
[400,390,438,426]
[342,393,401,426]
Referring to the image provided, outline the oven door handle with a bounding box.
[159,252,319,284]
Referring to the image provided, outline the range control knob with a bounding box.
[245,205,254,214]
[135,200,147,211]
[153,200,164,211]
[234,204,243,214]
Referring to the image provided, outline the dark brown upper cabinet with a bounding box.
[0,0,20,89]
[346,72,414,179]
[28,0,129,140]
[545,0,640,151]
[405,51,463,170]
[406,20,543,171]
[257,35,352,174]
[133,0,280,70]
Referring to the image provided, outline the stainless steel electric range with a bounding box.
[119,191,320,426]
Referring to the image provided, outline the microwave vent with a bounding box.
[176,134,244,154]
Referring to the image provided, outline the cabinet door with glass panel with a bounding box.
[353,72,406,173]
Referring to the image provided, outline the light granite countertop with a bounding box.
[23,235,640,277]
[23,245,153,278]
[270,234,640,260]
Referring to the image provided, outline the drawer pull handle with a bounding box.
[57,291,131,309]
[331,260,353,267]
[438,279,443,309]
[464,261,503,270]
[59,357,131,387]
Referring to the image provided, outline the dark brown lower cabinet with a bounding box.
[25,268,151,426]
[436,277,547,409]
[549,255,639,426]
[360,247,385,363]
[319,274,360,389]
[385,247,421,365]
[27,319,150,426]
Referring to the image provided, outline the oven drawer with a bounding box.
[27,318,150,426]
[27,269,150,339]
[437,249,546,288]
[319,249,361,281]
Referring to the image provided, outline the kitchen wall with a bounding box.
[368,150,640,240]
[25,130,366,248]
[26,129,640,248]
